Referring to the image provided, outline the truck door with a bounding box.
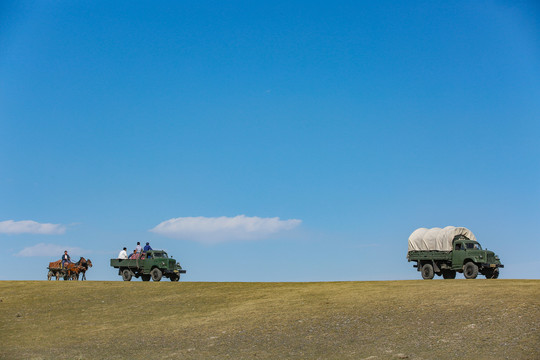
[142,253,152,273]
[452,242,466,269]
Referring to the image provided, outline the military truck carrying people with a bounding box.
[407,226,503,280]
[110,250,186,281]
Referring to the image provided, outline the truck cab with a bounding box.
[452,239,483,269]
[451,239,502,278]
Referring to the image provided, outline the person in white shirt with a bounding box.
[118,247,128,259]
[135,242,142,253]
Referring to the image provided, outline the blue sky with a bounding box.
[1,1,539,281]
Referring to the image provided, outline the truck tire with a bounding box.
[442,270,456,279]
[484,268,499,279]
[170,274,180,282]
[141,274,151,281]
[47,271,54,281]
[421,263,435,280]
[463,262,478,279]
[122,269,132,281]
[151,268,162,282]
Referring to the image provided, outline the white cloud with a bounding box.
[15,243,87,257]
[0,220,66,235]
[150,215,302,244]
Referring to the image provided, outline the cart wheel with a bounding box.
[47,271,54,281]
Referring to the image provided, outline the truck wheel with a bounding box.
[141,275,151,281]
[421,263,434,280]
[47,271,54,281]
[170,274,180,282]
[151,268,162,282]
[484,268,499,279]
[463,262,478,279]
[122,269,132,281]
[442,270,456,279]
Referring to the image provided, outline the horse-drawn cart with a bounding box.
[47,257,93,281]
[47,261,72,280]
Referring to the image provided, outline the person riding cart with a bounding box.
[61,250,71,269]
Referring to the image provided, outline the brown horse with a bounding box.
[73,257,93,280]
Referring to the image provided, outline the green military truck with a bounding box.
[407,226,503,280]
[110,250,187,282]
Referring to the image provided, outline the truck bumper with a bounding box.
[480,263,504,268]
[164,269,187,275]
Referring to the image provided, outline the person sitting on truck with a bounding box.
[118,247,128,259]
[143,242,152,252]
[128,250,139,259]
[61,250,71,269]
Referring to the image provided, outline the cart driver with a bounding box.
[61,250,71,269]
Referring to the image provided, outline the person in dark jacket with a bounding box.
[61,250,71,269]
[143,242,152,252]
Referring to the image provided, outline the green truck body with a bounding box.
[110,250,186,282]
[408,237,503,279]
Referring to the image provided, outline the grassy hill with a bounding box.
[0,280,538,359]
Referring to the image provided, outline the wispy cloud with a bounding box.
[150,215,302,244]
[0,220,66,235]
[15,243,87,257]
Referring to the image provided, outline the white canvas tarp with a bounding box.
[407,226,476,252]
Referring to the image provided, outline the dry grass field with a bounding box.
[0,280,538,360]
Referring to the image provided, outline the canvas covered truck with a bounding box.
[407,226,503,280]
[110,250,186,281]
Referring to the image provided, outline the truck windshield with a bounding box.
[466,243,482,250]
[152,252,168,258]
